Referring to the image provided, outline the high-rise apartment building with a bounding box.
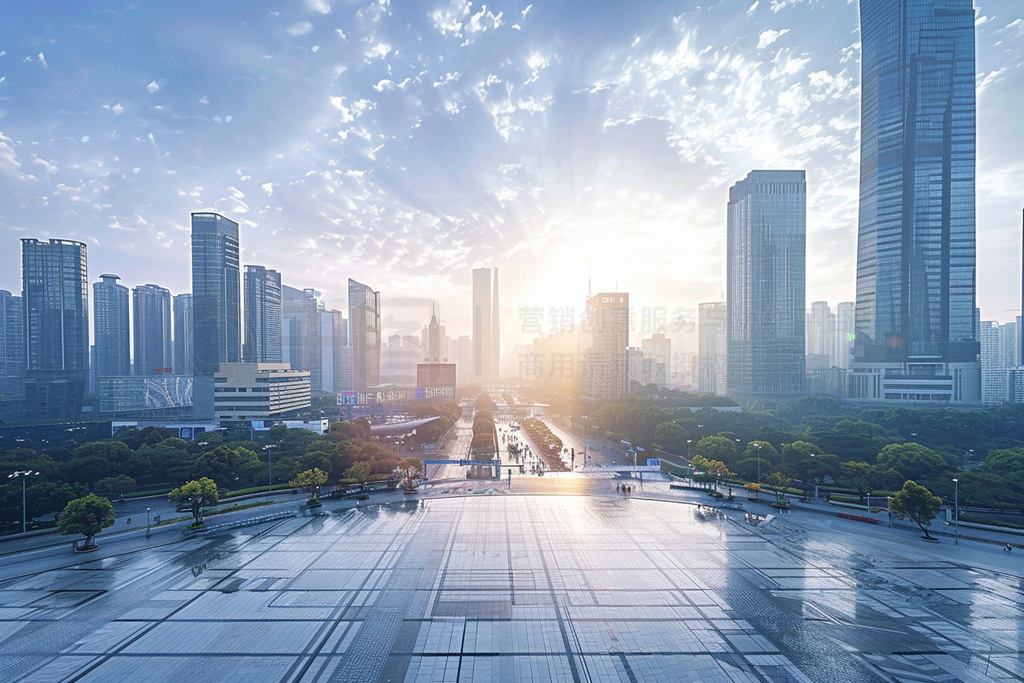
[172,294,193,376]
[133,284,172,376]
[348,278,381,391]
[698,302,727,395]
[301,289,323,392]
[726,170,807,398]
[0,291,25,398]
[243,266,282,364]
[472,267,499,382]
[93,274,130,379]
[850,0,980,403]
[191,212,240,418]
[21,238,90,419]
[579,292,629,401]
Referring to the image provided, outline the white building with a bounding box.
[214,363,311,422]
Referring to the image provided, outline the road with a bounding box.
[541,418,631,467]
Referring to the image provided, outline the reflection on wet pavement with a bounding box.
[0,495,1021,682]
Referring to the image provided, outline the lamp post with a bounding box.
[952,478,959,545]
[754,443,762,485]
[8,470,39,534]
[146,507,152,539]
[264,444,278,490]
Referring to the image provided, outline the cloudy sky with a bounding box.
[1,0,1022,346]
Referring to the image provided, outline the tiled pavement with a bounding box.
[1,495,1023,682]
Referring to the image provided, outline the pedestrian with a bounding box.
[1005,544,1013,553]
[616,483,620,493]
[126,518,131,525]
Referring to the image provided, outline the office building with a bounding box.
[850,0,980,403]
[726,170,807,398]
[173,294,193,376]
[213,363,311,422]
[0,291,24,398]
[835,302,855,370]
[698,302,727,395]
[640,333,671,387]
[99,375,193,420]
[93,274,130,380]
[806,302,836,371]
[243,266,282,364]
[417,363,457,400]
[627,347,655,391]
[492,268,501,379]
[980,321,1006,405]
[579,292,629,401]
[321,309,348,393]
[22,238,90,419]
[191,212,241,418]
[348,278,381,391]
[472,268,494,382]
[381,335,424,386]
[133,284,172,376]
[454,335,473,382]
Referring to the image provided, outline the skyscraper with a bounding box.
[93,274,130,379]
[726,170,807,397]
[425,306,446,363]
[579,292,629,401]
[21,238,90,419]
[0,291,25,398]
[172,293,193,376]
[133,284,172,376]
[851,0,979,403]
[348,278,381,391]
[492,268,501,380]
[243,266,282,364]
[698,302,727,395]
[301,289,324,392]
[835,302,856,370]
[806,302,836,371]
[191,212,240,418]
[472,268,493,382]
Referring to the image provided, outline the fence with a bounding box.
[183,510,298,537]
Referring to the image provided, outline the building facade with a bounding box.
[579,292,629,401]
[850,0,980,403]
[21,238,90,420]
[191,212,241,418]
[243,266,282,364]
[133,284,172,376]
[93,274,130,380]
[640,333,671,387]
[348,278,381,391]
[698,302,727,395]
[99,375,193,420]
[472,267,494,382]
[726,170,807,398]
[213,363,311,422]
[173,293,193,376]
[0,291,24,398]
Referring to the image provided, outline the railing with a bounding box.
[837,511,878,525]
[183,510,298,536]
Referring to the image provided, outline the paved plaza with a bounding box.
[1,492,1023,682]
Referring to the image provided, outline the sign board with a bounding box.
[646,459,661,467]
[338,387,454,405]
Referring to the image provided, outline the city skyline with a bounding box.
[0,1,1022,346]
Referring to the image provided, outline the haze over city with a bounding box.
[2,0,1024,344]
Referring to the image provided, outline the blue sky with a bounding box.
[1,0,1022,344]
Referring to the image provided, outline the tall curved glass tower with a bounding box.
[850,0,980,403]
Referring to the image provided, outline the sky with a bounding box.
[1,0,1023,348]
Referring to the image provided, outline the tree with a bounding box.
[766,472,792,503]
[839,461,875,501]
[890,480,942,539]
[742,440,780,465]
[876,443,949,481]
[344,461,372,483]
[94,475,136,498]
[168,478,219,526]
[58,494,115,549]
[653,421,689,454]
[290,468,329,502]
[694,436,738,466]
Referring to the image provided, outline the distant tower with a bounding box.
[191,212,240,418]
[348,278,381,391]
[726,170,806,398]
[133,284,173,376]
[21,238,90,419]
[492,268,500,380]
[0,291,25,397]
[172,294,193,375]
[93,274,130,379]
[472,268,493,382]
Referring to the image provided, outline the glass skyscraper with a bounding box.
[243,266,282,364]
[93,274,130,379]
[851,0,979,402]
[21,238,90,419]
[0,290,25,398]
[172,293,193,376]
[348,278,381,392]
[191,212,240,418]
[726,170,806,397]
[133,284,173,375]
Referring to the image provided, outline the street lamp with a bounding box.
[952,478,959,545]
[264,444,278,490]
[753,443,762,485]
[8,470,39,534]
[146,507,152,539]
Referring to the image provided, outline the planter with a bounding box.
[921,536,939,543]
[771,501,791,510]
[73,542,99,553]
[307,501,323,509]
[403,487,418,495]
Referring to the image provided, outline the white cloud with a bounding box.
[261,182,275,196]
[286,21,314,36]
[38,52,47,68]
[81,136,90,142]
[312,45,320,52]
[199,96,209,105]
[0,131,23,175]
[366,43,392,60]
[747,1,759,14]
[757,29,789,49]
[147,80,160,93]
[306,0,331,14]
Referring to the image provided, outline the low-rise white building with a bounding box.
[214,363,311,422]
